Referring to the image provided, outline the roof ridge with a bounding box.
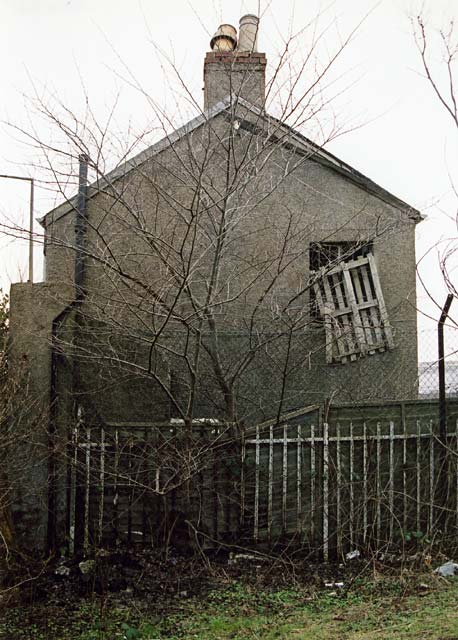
[38,95,422,227]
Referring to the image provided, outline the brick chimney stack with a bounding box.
[203,15,266,111]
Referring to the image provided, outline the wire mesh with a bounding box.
[418,325,458,398]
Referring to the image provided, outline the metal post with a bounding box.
[439,294,453,443]
[28,179,34,283]
[438,294,454,532]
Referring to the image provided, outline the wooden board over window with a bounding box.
[312,253,394,364]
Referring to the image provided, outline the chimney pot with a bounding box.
[210,24,237,52]
[237,14,259,52]
[203,16,265,110]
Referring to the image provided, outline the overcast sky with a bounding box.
[1,0,458,355]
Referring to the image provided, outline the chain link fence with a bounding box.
[418,325,458,398]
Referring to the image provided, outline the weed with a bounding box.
[2,573,458,639]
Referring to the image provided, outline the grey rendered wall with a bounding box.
[8,282,72,550]
[43,208,76,285]
[39,110,419,425]
[261,153,418,407]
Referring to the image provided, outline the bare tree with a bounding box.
[6,11,419,553]
[414,15,458,131]
[413,14,458,306]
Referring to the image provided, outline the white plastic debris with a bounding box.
[228,552,267,565]
[345,549,361,561]
[55,564,70,577]
[324,581,344,588]
[79,559,96,576]
[434,561,458,577]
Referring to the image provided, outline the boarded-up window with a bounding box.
[311,251,394,364]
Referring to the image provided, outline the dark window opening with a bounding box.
[309,241,373,318]
[309,241,373,272]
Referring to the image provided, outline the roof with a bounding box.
[38,95,423,228]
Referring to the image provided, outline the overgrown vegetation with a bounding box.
[2,557,458,639]
[0,290,14,582]
[0,289,8,386]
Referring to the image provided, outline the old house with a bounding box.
[9,15,422,551]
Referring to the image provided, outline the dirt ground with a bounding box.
[1,549,458,639]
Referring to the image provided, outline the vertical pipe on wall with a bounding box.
[75,154,89,300]
[47,155,90,553]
